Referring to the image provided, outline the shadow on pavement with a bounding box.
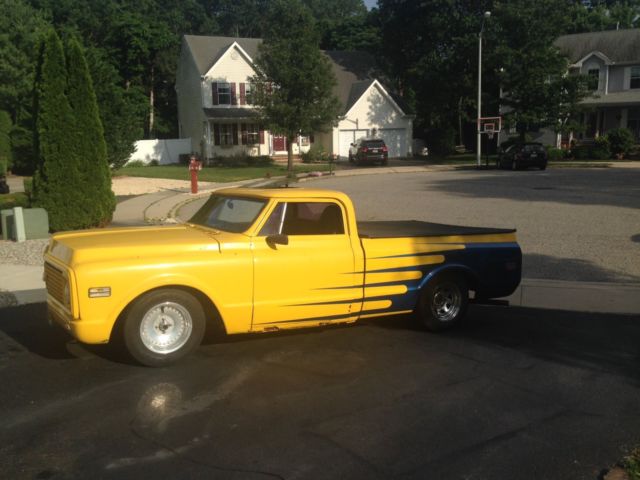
[2,302,639,381]
[523,252,640,283]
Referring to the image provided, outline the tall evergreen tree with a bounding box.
[32,29,89,231]
[251,0,341,173]
[65,36,115,226]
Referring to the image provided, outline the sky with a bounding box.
[363,0,378,10]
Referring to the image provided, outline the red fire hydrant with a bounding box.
[189,156,202,194]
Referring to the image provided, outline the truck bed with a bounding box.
[357,220,516,239]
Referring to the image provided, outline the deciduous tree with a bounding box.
[251,0,341,173]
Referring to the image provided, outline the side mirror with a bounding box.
[266,234,289,247]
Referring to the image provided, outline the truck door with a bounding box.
[251,200,362,329]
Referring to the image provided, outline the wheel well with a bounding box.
[110,285,227,343]
[424,268,478,295]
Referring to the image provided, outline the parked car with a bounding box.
[498,142,548,170]
[348,138,388,165]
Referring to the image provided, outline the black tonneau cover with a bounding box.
[357,220,516,239]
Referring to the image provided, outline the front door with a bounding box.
[251,200,362,329]
[272,135,287,152]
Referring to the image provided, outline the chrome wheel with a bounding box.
[417,274,468,332]
[430,283,462,322]
[139,301,193,354]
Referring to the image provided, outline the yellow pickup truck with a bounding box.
[44,188,521,366]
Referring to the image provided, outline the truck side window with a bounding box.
[259,202,345,236]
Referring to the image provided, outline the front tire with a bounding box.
[416,274,468,332]
[123,289,205,367]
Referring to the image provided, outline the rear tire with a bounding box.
[416,274,468,332]
[123,289,205,367]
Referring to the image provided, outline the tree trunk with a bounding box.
[287,135,294,175]
[148,65,154,138]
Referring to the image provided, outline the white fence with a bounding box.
[127,138,192,165]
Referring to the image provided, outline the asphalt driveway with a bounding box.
[1,302,639,479]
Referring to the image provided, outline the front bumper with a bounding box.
[47,297,111,344]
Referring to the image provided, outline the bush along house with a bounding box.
[175,35,414,162]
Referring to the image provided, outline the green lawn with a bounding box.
[113,163,332,183]
[0,192,30,210]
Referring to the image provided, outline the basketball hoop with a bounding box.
[479,116,502,136]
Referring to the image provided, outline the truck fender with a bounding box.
[418,264,479,293]
[107,273,225,336]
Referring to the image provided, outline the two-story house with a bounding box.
[176,35,414,162]
[554,28,640,143]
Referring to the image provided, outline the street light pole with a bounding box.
[477,11,491,168]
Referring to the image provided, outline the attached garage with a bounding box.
[377,128,407,158]
[338,129,368,159]
[332,79,413,160]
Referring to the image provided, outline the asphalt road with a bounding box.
[1,302,639,480]
[299,167,640,283]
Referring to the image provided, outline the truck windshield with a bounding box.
[189,195,266,233]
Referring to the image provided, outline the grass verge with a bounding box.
[0,192,30,210]
[113,164,332,182]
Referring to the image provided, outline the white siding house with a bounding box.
[176,35,414,161]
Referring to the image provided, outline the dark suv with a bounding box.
[349,138,389,166]
[498,142,548,170]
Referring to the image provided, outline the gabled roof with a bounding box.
[554,29,640,65]
[183,35,262,75]
[182,35,411,116]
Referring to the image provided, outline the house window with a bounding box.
[299,136,310,146]
[219,124,234,145]
[241,124,260,144]
[588,68,600,90]
[241,83,253,105]
[217,83,231,105]
[214,123,238,146]
[631,67,640,89]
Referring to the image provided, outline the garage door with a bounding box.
[378,129,406,158]
[338,130,368,159]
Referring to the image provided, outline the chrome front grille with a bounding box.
[44,262,66,305]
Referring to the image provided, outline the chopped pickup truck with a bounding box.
[44,188,521,366]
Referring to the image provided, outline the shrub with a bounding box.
[9,126,36,175]
[125,160,145,167]
[591,136,611,160]
[426,126,456,155]
[572,145,591,160]
[545,147,564,162]
[149,159,160,166]
[606,128,635,158]
[0,110,11,176]
[301,144,329,163]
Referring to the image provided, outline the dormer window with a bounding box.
[631,67,640,89]
[588,68,600,90]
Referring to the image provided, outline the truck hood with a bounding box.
[47,225,221,266]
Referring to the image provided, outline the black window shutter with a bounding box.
[214,124,220,146]
[230,82,237,105]
[232,124,239,145]
[212,82,218,105]
[241,123,247,145]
